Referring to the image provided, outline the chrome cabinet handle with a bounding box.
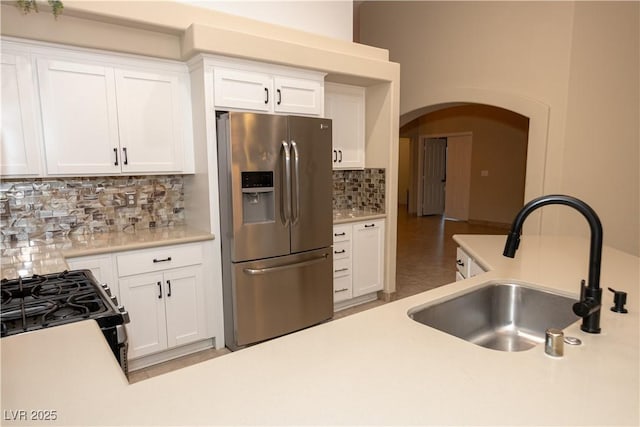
[243,253,328,275]
[290,140,300,225]
[157,281,162,299]
[281,141,291,226]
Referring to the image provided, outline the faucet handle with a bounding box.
[608,287,628,313]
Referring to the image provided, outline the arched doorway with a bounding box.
[400,87,550,234]
[401,103,530,227]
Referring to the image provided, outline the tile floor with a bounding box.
[128,208,506,383]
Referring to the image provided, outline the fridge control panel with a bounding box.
[241,171,274,224]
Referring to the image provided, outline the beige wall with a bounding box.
[398,138,411,205]
[560,2,639,256]
[414,105,528,225]
[361,1,639,255]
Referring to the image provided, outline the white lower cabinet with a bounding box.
[352,220,385,296]
[333,218,385,309]
[119,265,206,359]
[115,242,210,361]
[455,246,486,280]
[332,224,353,303]
[66,254,117,299]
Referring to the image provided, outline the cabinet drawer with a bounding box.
[117,243,203,277]
[333,225,351,243]
[333,275,352,303]
[333,259,351,278]
[332,241,351,260]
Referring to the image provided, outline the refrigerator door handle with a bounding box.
[242,253,329,275]
[290,140,300,225]
[281,140,292,225]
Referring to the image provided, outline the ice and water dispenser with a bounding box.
[241,171,275,224]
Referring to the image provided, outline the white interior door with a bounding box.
[421,138,447,215]
[445,134,472,220]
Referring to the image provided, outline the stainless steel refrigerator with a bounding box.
[216,111,333,350]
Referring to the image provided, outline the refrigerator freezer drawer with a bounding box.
[232,248,333,347]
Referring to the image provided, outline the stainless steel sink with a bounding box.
[408,282,580,351]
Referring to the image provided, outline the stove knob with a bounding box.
[101,284,112,297]
[118,306,130,324]
[110,295,118,305]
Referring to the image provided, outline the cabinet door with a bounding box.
[114,69,184,173]
[67,254,118,300]
[352,220,385,297]
[273,76,323,116]
[37,58,120,175]
[325,83,365,169]
[119,272,168,359]
[213,67,272,112]
[1,51,41,176]
[163,265,208,348]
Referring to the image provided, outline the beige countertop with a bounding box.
[1,234,638,426]
[333,208,386,224]
[0,226,214,279]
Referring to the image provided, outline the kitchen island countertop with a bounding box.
[1,234,638,426]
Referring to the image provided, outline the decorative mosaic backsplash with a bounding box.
[333,168,385,212]
[0,176,185,242]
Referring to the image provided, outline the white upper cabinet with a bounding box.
[1,50,42,176]
[4,38,196,177]
[211,58,324,116]
[213,68,273,112]
[273,76,323,116]
[324,82,365,169]
[114,69,185,173]
[38,58,121,175]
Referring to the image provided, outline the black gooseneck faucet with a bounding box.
[503,194,603,333]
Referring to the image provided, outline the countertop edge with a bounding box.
[62,232,215,258]
[333,213,386,224]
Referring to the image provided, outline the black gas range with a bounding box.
[1,270,130,375]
